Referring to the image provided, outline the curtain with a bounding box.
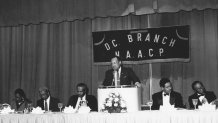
[0,21,94,105]
[0,0,218,26]
[156,10,218,106]
[1,9,218,108]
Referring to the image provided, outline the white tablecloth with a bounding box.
[0,110,218,123]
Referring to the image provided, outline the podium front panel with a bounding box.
[98,87,141,112]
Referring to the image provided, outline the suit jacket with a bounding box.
[188,91,216,109]
[67,95,98,111]
[36,96,60,112]
[151,91,184,110]
[103,67,140,86]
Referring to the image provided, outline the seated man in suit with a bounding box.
[151,78,184,110]
[102,56,141,87]
[188,81,217,109]
[36,87,60,112]
[67,83,98,111]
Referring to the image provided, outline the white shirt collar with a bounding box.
[46,96,50,102]
[162,91,170,96]
[162,92,170,106]
[75,94,86,110]
[197,93,204,95]
[118,67,121,76]
[81,94,86,101]
[197,93,206,103]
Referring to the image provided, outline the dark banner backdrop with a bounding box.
[92,25,190,64]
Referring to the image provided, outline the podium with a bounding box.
[98,86,141,112]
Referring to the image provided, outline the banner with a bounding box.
[92,25,190,64]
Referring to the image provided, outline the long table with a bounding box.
[0,110,218,123]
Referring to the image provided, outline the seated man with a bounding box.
[151,78,184,110]
[188,81,217,109]
[36,87,60,112]
[67,83,98,111]
[102,56,141,87]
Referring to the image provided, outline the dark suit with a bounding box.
[151,91,184,110]
[188,91,216,109]
[36,96,60,112]
[103,67,140,86]
[67,95,98,111]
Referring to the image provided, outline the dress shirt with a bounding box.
[113,68,121,86]
[44,96,50,111]
[75,95,86,110]
[162,92,170,106]
[118,67,121,77]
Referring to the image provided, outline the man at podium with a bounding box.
[102,56,141,87]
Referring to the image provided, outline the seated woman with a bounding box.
[10,88,32,112]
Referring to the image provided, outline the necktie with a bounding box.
[197,93,204,97]
[117,70,120,85]
[79,97,83,107]
[114,71,117,86]
[44,100,48,111]
[114,70,120,86]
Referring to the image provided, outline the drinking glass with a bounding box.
[0,104,3,110]
[192,99,198,110]
[58,103,63,112]
[27,103,33,112]
[147,100,153,110]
